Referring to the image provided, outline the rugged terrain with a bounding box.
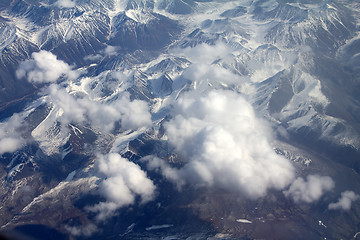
[1,0,360,239]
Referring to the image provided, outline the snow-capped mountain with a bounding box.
[1,0,360,239]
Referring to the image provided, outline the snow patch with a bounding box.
[125,10,157,24]
[31,106,71,156]
[21,177,98,213]
[318,220,327,228]
[146,224,173,231]
[65,171,76,182]
[236,219,252,224]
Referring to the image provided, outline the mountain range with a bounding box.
[1,0,360,239]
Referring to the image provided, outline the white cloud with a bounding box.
[0,138,22,155]
[103,45,118,57]
[144,90,295,198]
[55,0,76,8]
[283,175,335,203]
[0,114,26,154]
[16,50,78,84]
[65,224,98,237]
[170,42,245,93]
[32,84,152,155]
[83,46,118,62]
[48,84,152,133]
[182,63,240,89]
[48,85,86,125]
[171,42,233,64]
[87,153,156,221]
[328,191,359,210]
[142,155,185,190]
[84,54,102,62]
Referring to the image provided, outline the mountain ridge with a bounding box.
[1,0,360,239]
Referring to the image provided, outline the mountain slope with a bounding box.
[1,0,360,239]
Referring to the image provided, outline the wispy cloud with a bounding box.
[84,45,119,62]
[65,224,97,237]
[182,63,240,89]
[0,114,26,154]
[328,190,359,210]
[171,42,233,64]
[55,0,76,8]
[104,45,119,57]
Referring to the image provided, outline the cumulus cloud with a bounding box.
[328,191,360,210]
[87,153,156,221]
[0,114,26,154]
[16,50,78,84]
[144,90,295,198]
[48,84,152,133]
[81,95,153,132]
[283,175,335,203]
[55,0,76,8]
